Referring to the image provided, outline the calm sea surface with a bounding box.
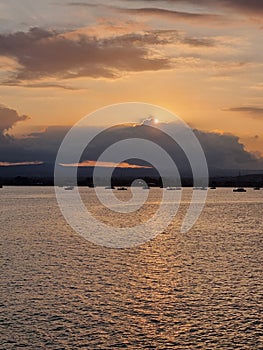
[1,187,262,349]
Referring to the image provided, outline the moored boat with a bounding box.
[233,187,246,192]
[64,186,74,190]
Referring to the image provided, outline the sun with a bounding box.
[153,118,159,124]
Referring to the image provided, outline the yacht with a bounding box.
[233,172,246,192]
[64,186,74,190]
[233,187,246,192]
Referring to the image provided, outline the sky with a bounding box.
[0,0,263,171]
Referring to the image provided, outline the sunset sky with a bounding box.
[0,0,263,170]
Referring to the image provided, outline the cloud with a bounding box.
[0,161,43,167]
[4,82,82,90]
[0,105,29,136]
[122,0,263,15]
[0,26,227,85]
[60,160,152,168]
[0,27,171,83]
[0,106,262,171]
[224,106,263,118]
[205,0,263,14]
[1,121,262,172]
[66,2,98,7]
[194,129,262,169]
[117,7,223,24]
[65,2,228,28]
[182,37,215,47]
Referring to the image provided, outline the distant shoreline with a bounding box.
[0,174,262,188]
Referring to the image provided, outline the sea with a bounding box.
[1,187,262,349]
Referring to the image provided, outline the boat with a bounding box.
[117,187,127,191]
[210,186,216,190]
[233,172,246,192]
[0,185,3,189]
[233,188,246,192]
[105,186,115,189]
[64,186,74,190]
[254,187,260,190]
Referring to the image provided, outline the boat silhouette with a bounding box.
[233,172,246,192]
[233,187,246,192]
[64,186,74,190]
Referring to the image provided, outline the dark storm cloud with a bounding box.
[0,105,29,137]
[0,105,42,165]
[0,125,69,163]
[224,106,263,118]
[0,104,261,170]
[1,121,262,170]
[194,130,262,169]
[0,27,171,83]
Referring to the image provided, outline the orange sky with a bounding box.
[0,0,262,156]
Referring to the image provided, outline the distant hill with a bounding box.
[0,162,262,187]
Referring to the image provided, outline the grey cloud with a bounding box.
[194,130,262,169]
[117,7,222,22]
[4,82,81,90]
[205,0,263,13]
[0,125,69,163]
[63,2,225,25]
[123,0,263,14]
[0,104,261,171]
[66,2,96,6]
[0,27,221,84]
[0,27,171,83]
[0,105,29,137]
[224,106,263,118]
[182,37,215,47]
[1,122,262,171]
